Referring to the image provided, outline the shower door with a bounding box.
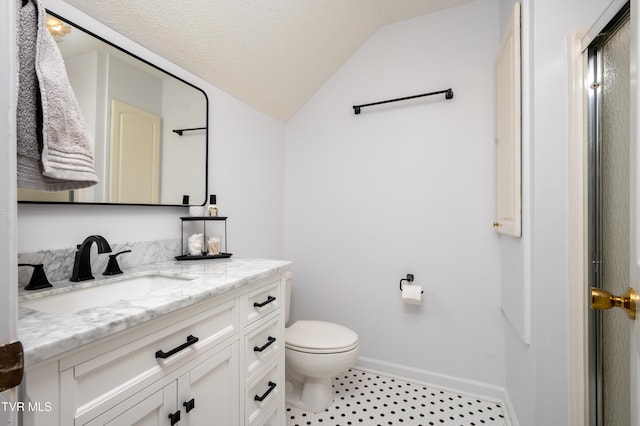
[587,4,631,425]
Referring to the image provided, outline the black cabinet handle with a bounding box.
[253,295,276,308]
[254,381,277,402]
[168,410,181,425]
[155,335,199,359]
[183,398,195,413]
[253,336,276,352]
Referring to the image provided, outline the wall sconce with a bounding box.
[45,16,71,42]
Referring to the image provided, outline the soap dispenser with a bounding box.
[207,194,218,217]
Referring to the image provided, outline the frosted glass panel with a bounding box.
[601,18,630,426]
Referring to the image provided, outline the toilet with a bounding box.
[285,321,359,412]
[284,272,358,413]
[284,272,359,413]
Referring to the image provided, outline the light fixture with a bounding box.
[45,16,71,42]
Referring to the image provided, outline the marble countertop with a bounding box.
[18,258,292,366]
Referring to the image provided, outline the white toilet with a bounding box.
[284,273,359,413]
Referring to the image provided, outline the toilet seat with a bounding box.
[285,320,359,354]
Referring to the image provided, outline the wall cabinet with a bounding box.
[495,1,522,237]
[22,273,285,426]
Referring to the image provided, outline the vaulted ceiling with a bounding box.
[61,0,475,122]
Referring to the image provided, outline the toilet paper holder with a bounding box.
[399,274,423,294]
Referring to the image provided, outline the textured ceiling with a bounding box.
[60,0,474,122]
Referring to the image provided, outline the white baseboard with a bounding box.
[354,356,517,426]
[501,389,520,426]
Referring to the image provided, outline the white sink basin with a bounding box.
[21,273,196,314]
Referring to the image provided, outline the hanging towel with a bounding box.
[16,0,43,189]
[16,0,98,191]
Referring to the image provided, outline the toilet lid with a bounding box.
[285,320,358,353]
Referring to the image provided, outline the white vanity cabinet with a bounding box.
[85,342,240,426]
[243,280,284,425]
[21,272,286,426]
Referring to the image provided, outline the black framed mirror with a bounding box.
[18,11,208,206]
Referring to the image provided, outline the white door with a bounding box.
[0,1,20,425]
[495,2,521,237]
[177,343,239,425]
[109,100,161,204]
[84,382,177,426]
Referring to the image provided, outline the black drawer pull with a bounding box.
[168,410,181,425]
[254,381,277,402]
[183,398,195,413]
[253,295,276,308]
[155,335,199,359]
[253,336,276,352]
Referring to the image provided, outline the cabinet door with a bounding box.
[495,2,522,237]
[84,381,176,426]
[178,342,239,426]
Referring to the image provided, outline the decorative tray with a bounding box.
[175,253,233,261]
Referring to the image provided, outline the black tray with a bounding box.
[175,253,233,261]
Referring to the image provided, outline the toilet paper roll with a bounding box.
[402,284,422,305]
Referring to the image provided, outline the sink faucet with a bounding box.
[70,235,112,282]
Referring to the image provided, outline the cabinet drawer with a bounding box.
[246,280,281,325]
[245,316,282,379]
[246,360,281,426]
[64,299,237,421]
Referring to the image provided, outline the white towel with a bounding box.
[17,0,98,191]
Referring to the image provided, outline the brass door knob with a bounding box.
[492,221,501,228]
[591,287,638,320]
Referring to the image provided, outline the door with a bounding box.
[85,382,177,426]
[0,1,21,424]
[177,343,239,425]
[588,1,640,425]
[495,2,521,237]
[587,9,631,426]
[109,100,161,204]
[630,1,640,423]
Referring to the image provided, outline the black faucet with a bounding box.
[70,235,112,282]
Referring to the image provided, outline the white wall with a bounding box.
[17,0,286,261]
[284,0,504,389]
[161,78,207,205]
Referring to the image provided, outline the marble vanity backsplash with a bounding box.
[18,238,181,288]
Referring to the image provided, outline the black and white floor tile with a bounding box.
[286,369,507,426]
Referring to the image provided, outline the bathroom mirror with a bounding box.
[18,11,208,206]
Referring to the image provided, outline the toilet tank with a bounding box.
[285,271,292,324]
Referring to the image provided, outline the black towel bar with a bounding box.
[353,88,453,114]
[172,127,206,136]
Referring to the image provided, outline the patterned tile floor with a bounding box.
[286,369,507,426]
